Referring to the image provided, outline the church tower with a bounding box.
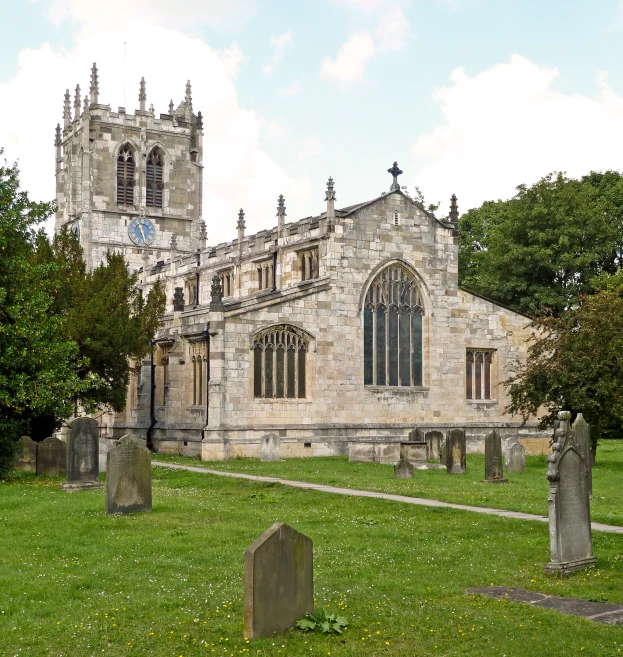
[55,63,203,271]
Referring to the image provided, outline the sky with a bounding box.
[2,0,623,244]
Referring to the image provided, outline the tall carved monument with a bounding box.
[545,411,596,575]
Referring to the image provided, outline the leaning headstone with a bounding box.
[260,433,280,462]
[36,437,67,476]
[573,414,592,498]
[545,411,596,576]
[244,522,313,639]
[14,436,37,472]
[506,442,526,473]
[483,429,508,483]
[106,435,152,515]
[61,417,103,491]
[425,431,443,461]
[394,444,414,478]
[440,439,447,466]
[446,429,466,474]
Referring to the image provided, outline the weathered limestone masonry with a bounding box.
[54,68,547,459]
[55,64,202,272]
[110,170,547,459]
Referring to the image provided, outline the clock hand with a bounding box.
[138,225,147,243]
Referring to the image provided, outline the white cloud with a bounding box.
[320,31,376,85]
[299,138,322,159]
[412,55,623,217]
[217,44,245,79]
[0,18,310,244]
[321,3,409,85]
[263,31,293,75]
[38,0,258,30]
[278,82,301,97]
[263,119,284,139]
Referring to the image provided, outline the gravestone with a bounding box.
[483,429,508,483]
[394,444,414,478]
[506,442,526,472]
[244,522,313,639]
[408,428,425,442]
[440,440,447,466]
[260,433,280,462]
[61,417,103,491]
[545,411,596,575]
[36,437,67,476]
[446,429,466,474]
[425,430,443,461]
[106,435,152,514]
[573,414,592,498]
[14,436,37,472]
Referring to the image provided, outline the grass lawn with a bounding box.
[2,465,623,656]
[155,440,623,527]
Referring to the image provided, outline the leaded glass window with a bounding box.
[466,349,494,400]
[253,326,309,398]
[363,264,423,387]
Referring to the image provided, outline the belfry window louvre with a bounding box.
[146,148,164,208]
[253,326,308,399]
[466,349,493,400]
[116,144,135,205]
[363,264,423,387]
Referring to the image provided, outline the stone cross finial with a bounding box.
[210,274,224,311]
[73,84,81,121]
[169,99,174,114]
[89,62,99,105]
[63,89,71,129]
[139,77,147,112]
[325,176,336,202]
[449,194,459,225]
[54,123,62,147]
[388,161,403,192]
[199,220,207,249]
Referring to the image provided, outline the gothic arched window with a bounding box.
[116,144,135,205]
[254,326,309,399]
[363,264,423,387]
[146,148,164,208]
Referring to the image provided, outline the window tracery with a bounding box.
[116,144,135,205]
[466,349,494,400]
[146,148,164,208]
[299,247,318,282]
[253,326,309,399]
[363,264,423,387]
[218,269,234,298]
[189,341,207,405]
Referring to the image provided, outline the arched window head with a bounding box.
[363,264,423,387]
[146,148,164,208]
[253,325,310,399]
[116,144,135,205]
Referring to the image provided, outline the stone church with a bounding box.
[55,64,547,460]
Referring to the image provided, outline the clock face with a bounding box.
[128,216,156,246]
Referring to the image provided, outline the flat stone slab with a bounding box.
[60,481,104,492]
[467,586,623,624]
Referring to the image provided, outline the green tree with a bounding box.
[49,228,166,413]
[459,171,623,316]
[0,158,86,474]
[504,270,623,449]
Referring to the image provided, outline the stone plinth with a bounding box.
[36,437,67,476]
[106,435,152,514]
[401,441,427,463]
[244,522,313,639]
[260,433,280,462]
[446,429,466,474]
[14,436,37,472]
[545,411,596,576]
[483,429,508,483]
[62,417,103,491]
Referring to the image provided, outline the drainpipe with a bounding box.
[146,340,156,451]
[203,323,210,442]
